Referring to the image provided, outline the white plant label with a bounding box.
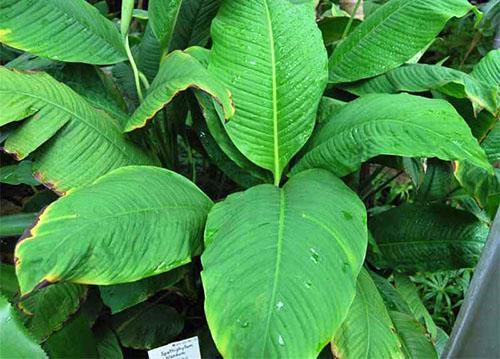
[148,336,201,359]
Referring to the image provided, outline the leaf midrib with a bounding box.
[263,0,280,184]
[261,189,286,355]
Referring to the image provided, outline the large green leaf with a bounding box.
[208,0,328,183]
[125,50,234,132]
[368,203,489,272]
[0,68,155,194]
[389,311,438,359]
[99,266,187,314]
[0,295,47,358]
[201,169,367,357]
[0,0,126,64]
[94,323,124,359]
[112,303,184,350]
[19,283,87,341]
[332,268,402,359]
[15,166,213,295]
[0,213,37,237]
[329,0,472,83]
[342,64,498,116]
[292,94,492,177]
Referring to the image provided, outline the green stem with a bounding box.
[124,35,144,103]
[138,72,150,90]
[341,0,362,40]
[0,213,37,237]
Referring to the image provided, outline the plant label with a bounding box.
[148,336,201,359]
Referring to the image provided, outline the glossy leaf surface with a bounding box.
[0,0,126,64]
[202,169,367,357]
[15,166,213,295]
[208,0,328,182]
[0,68,155,194]
[329,0,472,83]
[292,94,491,177]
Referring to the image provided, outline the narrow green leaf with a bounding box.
[0,295,47,358]
[332,268,402,359]
[329,0,472,83]
[149,0,183,49]
[208,0,328,183]
[0,213,37,238]
[369,272,413,315]
[389,311,438,359]
[169,0,221,51]
[0,161,39,186]
[342,64,498,116]
[112,303,184,350]
[0,68,155,194]
[0,264,19,299]
[292,94,492,177]
[15,166,213,295]
[99,266,187,314]
[368,203,489,272]
[125,50,234,132]
[202,169,367,357]
[0,0,126,64]
[393,274,437,339]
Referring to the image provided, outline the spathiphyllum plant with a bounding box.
[0,0,498,357]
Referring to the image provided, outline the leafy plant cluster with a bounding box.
[0,0,498,358]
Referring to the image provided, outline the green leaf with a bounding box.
[0,68,155,194]
[435,327,449,357]
[389,311,438,359]
[369,272,412,315]
[0,264,19,299]
[471,49,500,89]
[191,92,272,187]
[329,0,472,83]
[368,203,489,272]
[0,161,39,186]
[149,0,183,49]
[332,268,402,359]
[292,94,492,177]
[416,159,459,203]
[0,213,37,237]
[342,64,498,116]
[201,169,367,357]
[18,283,87,341]
[99,266,187,314]
[169,0,221,51]
[208,0,328,183]
[194,91,272,185]
[43,309,98,359]
[0,0,126,65]
[137,23,163,82]
[125,50,234,132]
[482,122,499,164]
[318,16,361,47]
[393,275,437,339]
[94,323,124,359]
[15,166,213,295]
[112,303,184,350]
[52,64,129,129]
[0,295,47,358]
